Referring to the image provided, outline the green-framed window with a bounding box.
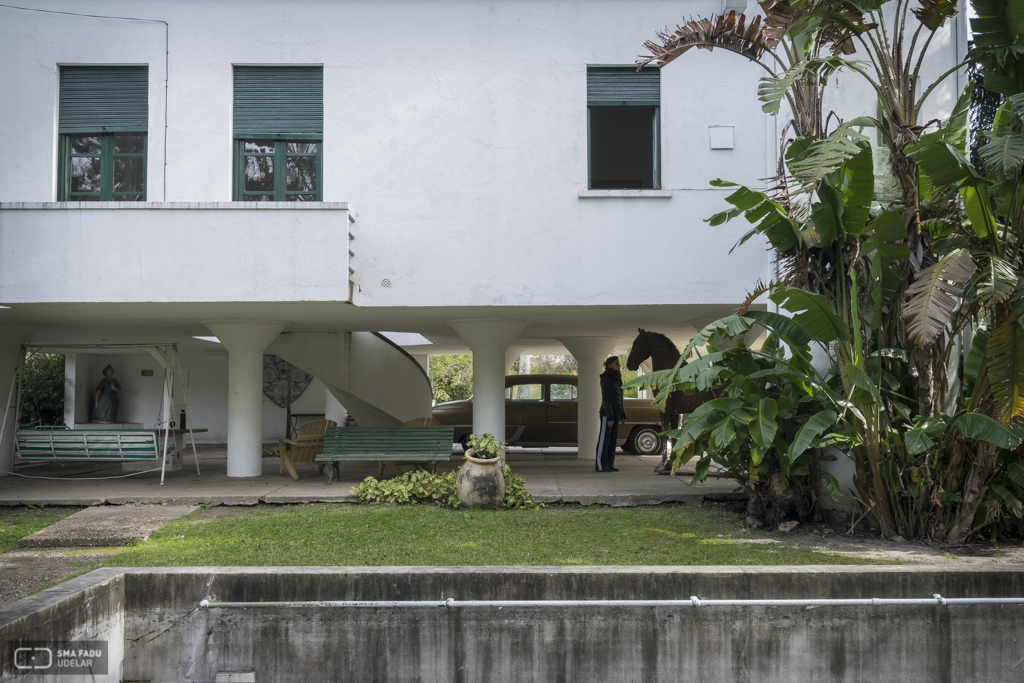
[233,66,323,201]
[587,66,661,190]
[57,66,148,201]
[59,133,146,201]
[234,139,321,201]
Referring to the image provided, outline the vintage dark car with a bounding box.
[432,374,667,454]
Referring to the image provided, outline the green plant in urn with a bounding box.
[456,432,506,508]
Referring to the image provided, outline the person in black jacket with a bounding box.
[596,356,627,472]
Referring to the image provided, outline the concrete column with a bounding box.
[559,337,619,461]
[0,322,43,476]
[449,320,526,443]
[203,320,286,477]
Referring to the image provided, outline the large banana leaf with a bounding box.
[964,328,990,398]
[786,409,838,462]
[707,179,802,252]
[861,211,911,261]
[842,142,874,235]
[810,178,846,245]
[904,425,935,455]
[902,249,977,346]
[905,139,982,187]
[980,133,1024,175]
[769,286,851,342]
[984,316,1024,424]
[969,0,1024,96]
[788,119,873,191]
[680,315,754,359]
[951,410,1023,448]
[959,184,998,238]
[975,255,1019,304]
[757,56,847,114]
[750,397,779,450]
[842,363,882,406]
[1011,280,1024,327]
[743,310,814,348]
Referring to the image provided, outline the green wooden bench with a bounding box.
[15,429,175,461]
[317,426,455,484]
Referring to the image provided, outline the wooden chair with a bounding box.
[279,419,337,480]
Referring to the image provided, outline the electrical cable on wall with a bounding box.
[0,3,170,200]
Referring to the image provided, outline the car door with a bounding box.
[505,380,547,445]
[546,380,578,445]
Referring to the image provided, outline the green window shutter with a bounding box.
[587,66,660,106]
[59,66,149,133]
[233,66,323,139]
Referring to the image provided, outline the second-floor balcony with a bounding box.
[0,202,352,305]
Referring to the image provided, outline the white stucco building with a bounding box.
[0,0,968,477]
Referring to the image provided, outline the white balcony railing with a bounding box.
[0,202,352,304]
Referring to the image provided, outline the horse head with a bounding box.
[626,328,650,372]
[627,328,681,372]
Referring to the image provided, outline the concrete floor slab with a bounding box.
[19,504,198,547]
[0,445,740,507]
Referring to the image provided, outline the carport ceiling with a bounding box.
[7,301,764,355]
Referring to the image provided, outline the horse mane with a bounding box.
[642,330,680,355]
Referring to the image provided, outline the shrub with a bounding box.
[351,465,540,509]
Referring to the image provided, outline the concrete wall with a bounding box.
[62,352,327,443]
[0,204,350,304]
[3,566,1024,683]
[116,565,1024,683]
[0,569,125,683]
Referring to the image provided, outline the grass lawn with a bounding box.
[106,504,874,567]
[0,506,78,553]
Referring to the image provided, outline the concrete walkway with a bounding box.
[19,504,198,547]
[0,445,741,507]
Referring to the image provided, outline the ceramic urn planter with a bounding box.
[456,449,506,509]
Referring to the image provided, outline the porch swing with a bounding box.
[1,343,201,485]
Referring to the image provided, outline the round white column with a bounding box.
[449,320,526,443]
[559,337,620,461]
[203,320,287,477]
[0,322,43,477]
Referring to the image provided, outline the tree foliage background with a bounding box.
[429,353,641,403]
[19,353,65,426]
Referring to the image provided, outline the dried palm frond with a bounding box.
[902,248,977,346]
[760,0,876,55]
[737,280,776,315]
[912,0,958,31]
[638,11,768,68]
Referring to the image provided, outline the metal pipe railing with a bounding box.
[199,595,1024,609]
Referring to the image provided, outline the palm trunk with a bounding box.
[947,441,1001,543]
[896,154,942,417]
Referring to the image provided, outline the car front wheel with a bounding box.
[629,427,663,456]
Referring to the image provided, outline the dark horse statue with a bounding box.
[626,329,719,474]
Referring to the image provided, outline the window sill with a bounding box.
[578,190,672,199]
[0,201,349,210]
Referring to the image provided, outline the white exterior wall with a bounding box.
[0,204,351,304]
[0,0,779,309]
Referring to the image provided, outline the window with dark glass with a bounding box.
[57,66,148,201]
[587,66,660,190]
[233,66,323,201]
